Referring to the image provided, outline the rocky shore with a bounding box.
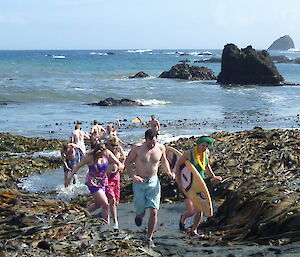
[1,127,300,256]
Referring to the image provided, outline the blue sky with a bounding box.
[1,0,299,50]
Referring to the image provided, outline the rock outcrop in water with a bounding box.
[159,63,216,80]
[129,71,149,79]
[88,97,143,106]
[217,44,284,85]
[268,35,295,51]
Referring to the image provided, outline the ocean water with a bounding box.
[1,49,300,145]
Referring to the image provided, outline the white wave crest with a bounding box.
[127,49,152,53]
[89,52,108,55]
[288,48,300,52]
[52,55,66,59]
[137,99,171,105]
[159,133,202,145]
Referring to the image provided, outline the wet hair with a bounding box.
[93,120,98,125]
[92,143,106,162]
[145,129,157,140]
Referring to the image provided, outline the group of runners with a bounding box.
[60,115,222,248]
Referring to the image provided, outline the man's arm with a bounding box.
[156,120,161,132]
[124,146,144,183]
[160,145,175,179]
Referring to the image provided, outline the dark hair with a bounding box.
[62,144,68,151]
[145,129,157,140]
[93,120,98,125]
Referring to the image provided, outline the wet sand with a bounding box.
[116,203,300,256]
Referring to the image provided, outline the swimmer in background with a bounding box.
[60,143,84,187]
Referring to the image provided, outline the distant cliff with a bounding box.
[268,35,295,50]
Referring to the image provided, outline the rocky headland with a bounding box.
[268,35,295,51]
[1,127,300,256]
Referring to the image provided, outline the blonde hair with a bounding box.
[107,136,119,146]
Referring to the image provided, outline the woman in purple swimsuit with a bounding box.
[67,143,124,224]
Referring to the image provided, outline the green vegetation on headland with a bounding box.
[0,127,300,256]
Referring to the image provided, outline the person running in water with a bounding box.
[60,143,84,187]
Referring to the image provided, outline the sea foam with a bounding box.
[127,49,152,53]
[137,99,171,105]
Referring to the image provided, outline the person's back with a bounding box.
[91,120,106,136]
[72,124,88,152]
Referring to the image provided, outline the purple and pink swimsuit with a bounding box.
[85,157,108,194]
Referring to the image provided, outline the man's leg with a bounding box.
[133,182,146,226]
[147,207,158,240]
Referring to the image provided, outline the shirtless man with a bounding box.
[142,115,161,134]
[71,124,89,153]
[91,120,106,137]
[125,129,175,247]
[61,143,84,187]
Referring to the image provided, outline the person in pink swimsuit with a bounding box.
[67,143,124,224]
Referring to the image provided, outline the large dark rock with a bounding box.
[271,55,293,63]
[268,35,295,50]
[88,97,143,106]
[159,63,216,80]
[129,71,149,79]
[217,44,284,85]
[194,57,221,63]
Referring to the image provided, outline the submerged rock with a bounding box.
[217,44,284,85]
[268,35,295,51]
[159,63,216,80]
